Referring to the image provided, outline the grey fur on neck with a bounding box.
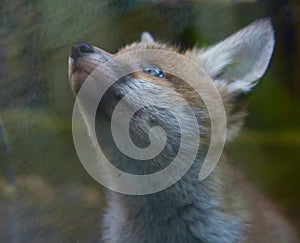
[101,156,244,243]
[96,88,244,242]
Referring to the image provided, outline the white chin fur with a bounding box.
[68,56,75,80]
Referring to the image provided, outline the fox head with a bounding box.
[68,19,274,175]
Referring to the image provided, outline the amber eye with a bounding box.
[144,67,165,78]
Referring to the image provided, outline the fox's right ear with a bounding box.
[199,18,275,94]
[141,32,155,43]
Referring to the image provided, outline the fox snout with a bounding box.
[68,42,112,94]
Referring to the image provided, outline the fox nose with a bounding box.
[71,42,94,58]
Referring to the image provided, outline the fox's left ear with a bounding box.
[141,32,155,43]
[200,18,275,93]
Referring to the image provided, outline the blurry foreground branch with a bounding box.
[0,117,15,187]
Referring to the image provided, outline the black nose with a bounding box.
[71,42,94,58]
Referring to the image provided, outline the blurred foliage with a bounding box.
[0,0,299,241]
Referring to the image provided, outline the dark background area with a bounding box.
[0,0,299,241]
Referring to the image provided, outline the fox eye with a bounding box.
[144,67,165,78]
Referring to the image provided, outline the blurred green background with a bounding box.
[0,0,299,241]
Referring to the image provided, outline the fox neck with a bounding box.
[102,155,244,242]
[93,113,245,242]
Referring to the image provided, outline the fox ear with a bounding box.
[141,32,155,43]
[200,18,275,93]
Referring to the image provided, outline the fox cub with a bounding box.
[68,19,298,243]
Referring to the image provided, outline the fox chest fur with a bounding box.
[68,19,298,242]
